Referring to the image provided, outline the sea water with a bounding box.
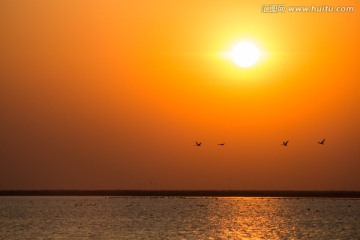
[1,196,359,239]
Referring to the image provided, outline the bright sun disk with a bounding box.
[231,41,260,68]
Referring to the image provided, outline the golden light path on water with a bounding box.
[1,196,359,239]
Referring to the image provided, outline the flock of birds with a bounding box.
[195,139,326,147]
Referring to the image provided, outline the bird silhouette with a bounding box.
[318,139,325,145]
[195,141,202,147]
[218,143,225,146]
[282,140,289,146]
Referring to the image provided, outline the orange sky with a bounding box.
[1,0,359,190]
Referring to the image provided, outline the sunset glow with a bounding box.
[0,0,359,191]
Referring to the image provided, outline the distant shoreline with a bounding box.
[1,190,360,198]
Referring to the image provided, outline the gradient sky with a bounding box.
[1,0,359,190]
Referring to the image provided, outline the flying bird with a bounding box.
[282,140,289,146]
[318,139,325,145]
[218,143,225,146]
[195,141,202,147]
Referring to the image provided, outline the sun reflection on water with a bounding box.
[1,197,359,239]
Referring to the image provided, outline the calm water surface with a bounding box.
[1,196,359,239]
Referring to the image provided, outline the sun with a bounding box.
[231,41,260,68]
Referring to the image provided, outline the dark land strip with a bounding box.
[1,190,360,198]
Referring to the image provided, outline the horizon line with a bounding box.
[1,190,360,198]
